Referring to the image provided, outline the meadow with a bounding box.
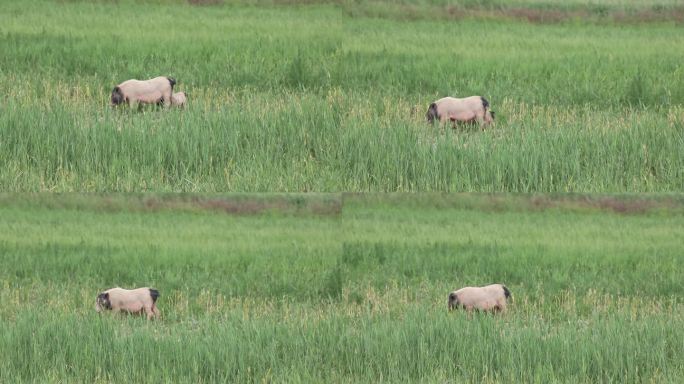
[1,193,683,382]
[1,0,683,192]
[1,1,683,382]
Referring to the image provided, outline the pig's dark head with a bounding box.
[95,292,112,312]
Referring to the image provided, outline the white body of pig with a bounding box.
[448,283,511,313]
[111,76,176,108]
[426,96,495,128]
[96,287,160,319]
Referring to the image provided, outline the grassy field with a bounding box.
[1,0,683,192]
[2,1,682,381]
[1,193,683,382]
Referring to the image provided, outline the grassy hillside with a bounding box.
[1,193,682,382]
[1,0,683,192]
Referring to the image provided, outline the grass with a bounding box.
[1,0,683,192]
[2,1,682,381]
[1,193,683,382]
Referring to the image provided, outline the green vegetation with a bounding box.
[1,193,683,382]
[1,0,683,192]
[2,1,681,382]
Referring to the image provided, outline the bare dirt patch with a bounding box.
[527,195,678,214]
[0,194,343,217]
[187,0,223,6]
[343,193,684,216]
[141,195,343,216]
[343,2,684,25]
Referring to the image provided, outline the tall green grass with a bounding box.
[1,1,683,192]
[1,194,683,382]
